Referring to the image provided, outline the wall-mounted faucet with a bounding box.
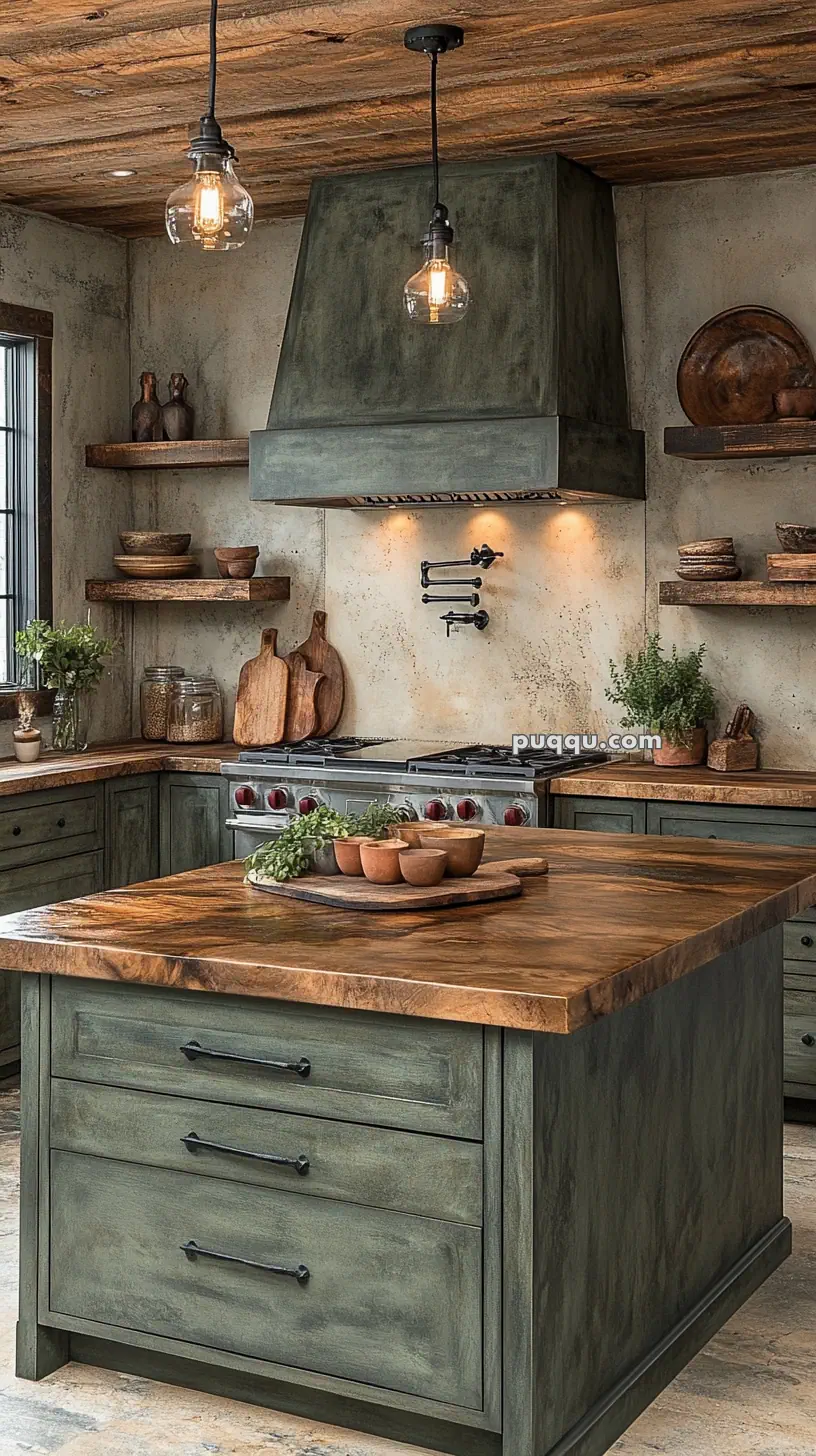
[419,544,503,634]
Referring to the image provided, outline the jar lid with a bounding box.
[173,675,220,690]
[144,665,185,678]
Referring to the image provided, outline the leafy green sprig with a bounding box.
[15,618,118,690]
[245,802,408,883]
[606,633,715,748]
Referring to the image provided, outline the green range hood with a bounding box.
[250,153,644,509]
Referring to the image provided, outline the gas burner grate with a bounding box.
[407,744,609,778]
[238,737,389,765]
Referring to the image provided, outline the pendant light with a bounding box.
[403,23,470,325]
[165,0,254,251]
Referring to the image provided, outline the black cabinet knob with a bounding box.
[802,935,814,948]
[802,1034,816,1047]
[57,817,66,829]
[12,826,21,836]
[708,834,717,840]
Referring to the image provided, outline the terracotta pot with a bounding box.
[360,838,409,885]
[421,828,485,877]
[398,848,447,887]
[334,835,373,877]
[652,727,707,767]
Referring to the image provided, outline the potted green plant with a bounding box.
[15,618,118,753]
[606,634,715,766]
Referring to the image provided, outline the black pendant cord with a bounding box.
[207,0,218,120]
[430,49,440,210]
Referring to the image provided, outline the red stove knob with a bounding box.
[298,795,319,815]
[234,785,256,808]
[504,803,529,827]
[456,798,480,821]
[424,799,448,821]
[267,787,289,810]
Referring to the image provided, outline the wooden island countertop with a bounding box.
[0,826,814,1034]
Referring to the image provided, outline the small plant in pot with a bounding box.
[15,617,118,753]
[606,634,715,766]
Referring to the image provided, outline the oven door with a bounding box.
[227,818,289,861]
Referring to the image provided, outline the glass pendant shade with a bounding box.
[404,246,471,324]
[166,151,253,251]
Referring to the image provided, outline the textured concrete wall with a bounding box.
[0,205,130,751]
[128,220,644,743]
[617,165,816,767]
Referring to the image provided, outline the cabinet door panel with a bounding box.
[646,802,816,846]
[160,774,233,877]
[554,796,646,834]
[105,775,159,889]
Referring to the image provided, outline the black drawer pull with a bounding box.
[57,816,66,829]
[12,826,21,836]
[707,833,717,839]
[181,1238,309,1284]
[801,935,814,948]
[181,1130,309,1175]
[802,1034,816,1048]
[179,1040,310,1078]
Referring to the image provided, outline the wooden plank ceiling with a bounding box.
[1,1,816,236]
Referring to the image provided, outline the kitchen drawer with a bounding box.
[785,923,816,963]
[49,1151,483,1410]
[647,801,816,846]
[785,961,816,991]
[0,850,104,916]
[784,987,816,1089]
[789,905,816,925]
[0,785,103,871]
[51,980,483,1139]
[554,795,646,834]
[50,1080,482,1225]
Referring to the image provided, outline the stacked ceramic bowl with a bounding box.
[115,531,198,580]
[675,537,740,581]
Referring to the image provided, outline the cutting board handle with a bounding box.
[311,611,327,638]
[260,628,278,654]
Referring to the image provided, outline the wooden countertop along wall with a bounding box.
[0,741,240,796]
[551,762,816,808]
[0,828,814,1034]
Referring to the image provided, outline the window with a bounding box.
[0,303,52,698]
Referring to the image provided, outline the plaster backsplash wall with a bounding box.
[0,205,130,751]
[128,220,645,743]
[617,165,816,767]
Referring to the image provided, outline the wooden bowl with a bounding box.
[113,554,199,579]
[119,531,191,556]
[675,563,742,581]
[773,387,816,419]
[398,848,447,887]
[214,546,259,580]
[360,838,409,885]
[776,523,816,553]
[421,828,485,877]
[334,835,373,877]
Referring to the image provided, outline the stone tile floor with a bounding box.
[0,1083,814,1455]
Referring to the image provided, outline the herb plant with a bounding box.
[16,618,118,690]
[606,633,715,747]
[245,802,409,882]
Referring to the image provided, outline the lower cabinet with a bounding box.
[105,775,159,889]
[160,773,234,877]
[554,795,646,834]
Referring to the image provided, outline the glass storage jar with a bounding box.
[139,665,185,741]
[167,675,223,744]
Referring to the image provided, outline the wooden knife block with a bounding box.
[707,736,758,772]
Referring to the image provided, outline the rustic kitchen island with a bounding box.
[2,825,815,1456]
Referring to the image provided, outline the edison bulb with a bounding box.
[404,250,471,324]
[166,152,253,251]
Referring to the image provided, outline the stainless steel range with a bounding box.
[222,739,607,858]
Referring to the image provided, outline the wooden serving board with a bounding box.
[233,628,289,747]
[292,611,344,736]
[247,864,523,911]
[767,553,816,581]
[282,651,324,742]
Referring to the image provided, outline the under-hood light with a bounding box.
[403,24,470,324]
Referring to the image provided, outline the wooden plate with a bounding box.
[677,308,816,426]
[675,564,742,581]
[246,864,522,911]
[113,554,199,579]
[677,538,734,556]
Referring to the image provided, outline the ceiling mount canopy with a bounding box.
[165,0,254,252]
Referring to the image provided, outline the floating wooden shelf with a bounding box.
[86,577,290,604]
[660,580,816,606]
[85,439,249,470]
[664,422,816,460]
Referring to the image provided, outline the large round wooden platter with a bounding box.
[677,307,815,425]
[246,864,523,911]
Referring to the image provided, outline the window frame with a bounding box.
[0,300,53,718]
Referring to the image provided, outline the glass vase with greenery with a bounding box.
[606,633,715,762]
[15,618,118,753]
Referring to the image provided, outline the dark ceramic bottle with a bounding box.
[162,373,194,441]
[131,371,163,442]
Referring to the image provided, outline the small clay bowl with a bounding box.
[421,828,485,877]
[387,822,426,847]
[773,387,816,419]
[399,848,447,887]
[119,530,191,556]
[334,835,373,877]
[776,522,816,553]
[360,838,409,885]
[214,546,259,580]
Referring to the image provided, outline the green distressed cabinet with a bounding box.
[160,773,234,877]
[556,791,816,1104]
[104,775,159,889]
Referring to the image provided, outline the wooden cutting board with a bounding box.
[767,553,816,581]
[282,652,324,743]
[247,864,522,912]
[292,611,344,736]
[233,628,289,747]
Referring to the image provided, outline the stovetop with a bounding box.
[237,738,607,779]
